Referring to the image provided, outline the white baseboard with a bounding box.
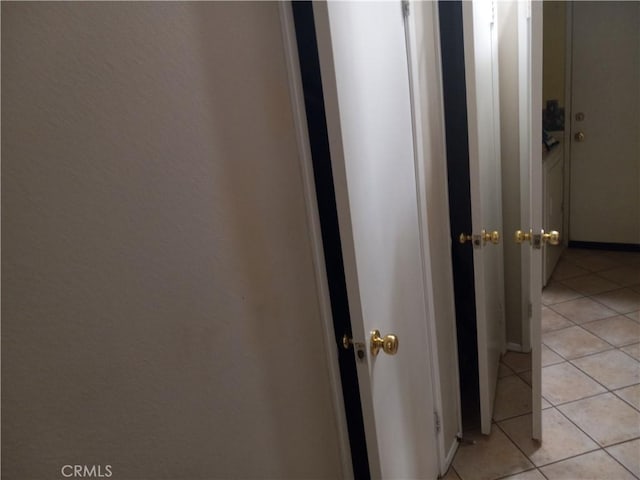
[506,342,524,353]
[440,435,459,477]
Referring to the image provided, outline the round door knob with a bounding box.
[459,233,473,244]
[542,230,560,245]
[574,131,585,142]
[482,230,500,245]
[514,230,531,244]
[370,330,399,356]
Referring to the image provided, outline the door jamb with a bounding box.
[562,2,573,246]
[279,4,354,477]
[406,2,462,473]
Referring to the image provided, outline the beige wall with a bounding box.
[498,1,524,347]
[1,3,344,479]
[543,1,567,108]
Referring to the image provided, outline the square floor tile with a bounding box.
[542,362,606,405]
[542,283,583,305]
[540,450,636,480]
[499,362,515,378]
[549,298,618,325]
[452,428,533,480]
[543,326,612,360]
[493,375,532,421]
[501,351,531,373]
[551,260,590,281]
[621,343,640,361]
[499,409,598,467]
[518,370,531,386]
[541,344,564,366]
[542,306,573,333]
[604,251,640,266]
[569,255,620,273]
[442,467,461,480]
[598,266,640,287]
[572,350,640,390]
[581,315,640,347]
[592,288,640,314]
[559,393,640,446]
[501,469,546,480]
[614,384,640,411]
[562,248,595,261]
[560,274,620,296]
[606,438,640,478]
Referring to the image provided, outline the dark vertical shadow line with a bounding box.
[291,2,371,478]
[438,0,482,431]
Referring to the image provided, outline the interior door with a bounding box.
[569,2,640,245]
[313,2,439,478]
[518,0,544,441]
[462,0,506,435]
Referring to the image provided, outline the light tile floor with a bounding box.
[444,249,640,480]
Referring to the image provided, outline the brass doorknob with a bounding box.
[459,233,473,244]
[542,230,560,245]
[515,229,560,245]
[575,131,585,142]
[482,230,500,245]
[514,229,531,244]
[370,330,399,356]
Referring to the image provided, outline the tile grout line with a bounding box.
[536,251,640,478]
[542,252,640,478]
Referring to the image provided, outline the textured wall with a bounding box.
[543,1,566,108]
[497,1,524,348]
[1,3,342,479]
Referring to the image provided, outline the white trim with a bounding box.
[518,0,532,354]
[506,342,525,353]
[529,0,544,442]
[443,436,460,472]
[562,2,573,246]
[432,0,464,445]
[404,5,446,475]
[278,4,353,478]
[407,1,463,474]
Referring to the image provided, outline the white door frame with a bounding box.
[517,0,543,441]
[528,0,544,442]
[406,1,461,473]
[278,4,354,477]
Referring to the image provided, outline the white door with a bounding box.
[462,0,506,435]
[314,2,438,478]
[518,0,544,441]
[569,2,640,245]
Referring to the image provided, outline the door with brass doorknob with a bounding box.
[445,0,507,437]
[370,330,399,356]
[459,230,501,245]
[317,2,440,476]
[514,229,560,247]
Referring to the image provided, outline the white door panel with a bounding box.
[314,2,438,478]
[570,2,640,244]
[463,0,506,435]
[519,0,544,441]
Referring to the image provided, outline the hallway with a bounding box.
[446,248,640,480]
